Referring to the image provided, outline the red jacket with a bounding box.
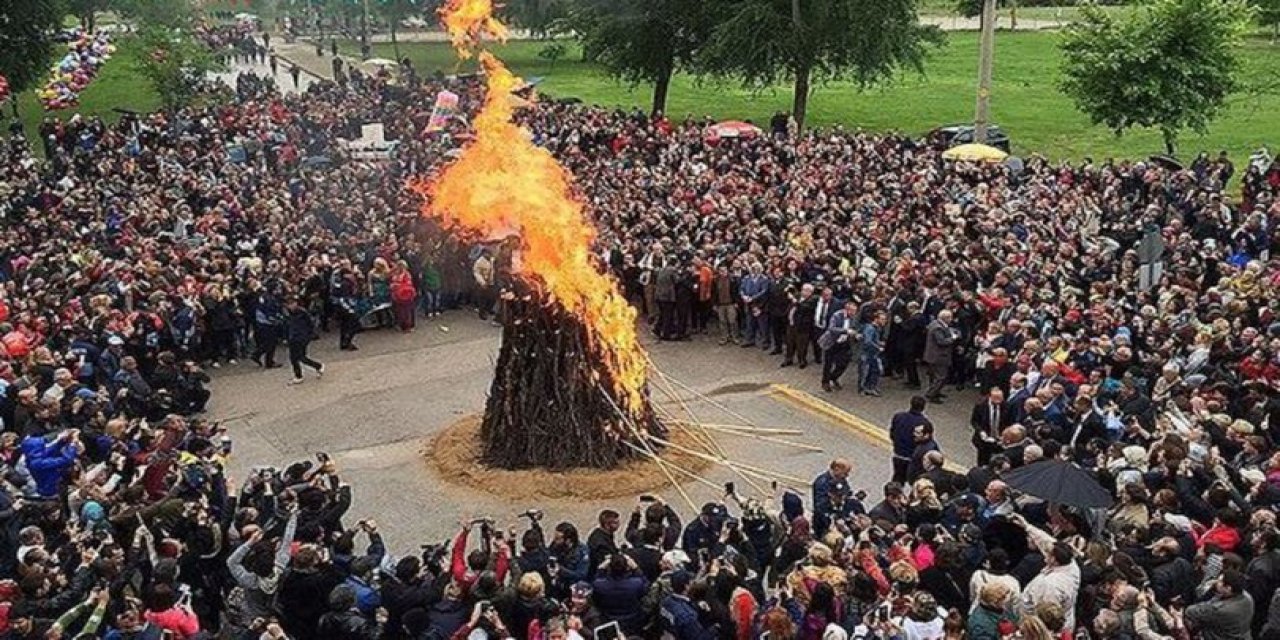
[450,528,509,596]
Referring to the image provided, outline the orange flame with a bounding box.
[417,0,648,419]
[439,0,509,59]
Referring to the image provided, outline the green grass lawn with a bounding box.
[352,31,1279,164]
[11,36,160,141]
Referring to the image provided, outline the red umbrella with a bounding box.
[705,120,762,142]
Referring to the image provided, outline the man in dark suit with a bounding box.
[586,510,621,580]
[890,396,932,483]
[624,524,664,582]
[970,387,1010,465]
[810,287,838,364]
[782,283,818,368]
[819,300,859,392]
[923,309,959,403]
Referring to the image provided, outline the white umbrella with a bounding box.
[361,58,399,68]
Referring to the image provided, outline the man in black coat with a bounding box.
[586,509,621,580]
[381,557,439,639]
[624,524,665,582]
[890,396,932,483]
[285,297,324,385]
[897,301,927,389]
[782,283,818,368]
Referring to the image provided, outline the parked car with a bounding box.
[929,124,1011,153]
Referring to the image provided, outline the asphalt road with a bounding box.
[212,312,977,554]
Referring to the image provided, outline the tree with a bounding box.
[1059,0,1253,155]
[956,0,1017,29]
[570,0,715,115]
[698,0,941,130]
[376,0,424,60]
[131,27,222,109]
[1254,0,1280,40]
[66,0,114,32]
[0,0,62,115]
[502,0,571,38]
[113,0,197,29]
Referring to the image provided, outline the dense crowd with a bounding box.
[2,21,1280,640]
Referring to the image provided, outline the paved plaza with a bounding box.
[213,313,976,550]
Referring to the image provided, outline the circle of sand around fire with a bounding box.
[425,415,715,501]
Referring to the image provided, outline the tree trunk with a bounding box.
[651,63,672,116]
[1162,129,1177,156]
[1009,4,1017,30]
[792,62,811,132]
[391,19,400,60]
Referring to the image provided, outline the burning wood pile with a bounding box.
[413,0,659,470]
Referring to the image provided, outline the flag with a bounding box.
[424,91,460,134]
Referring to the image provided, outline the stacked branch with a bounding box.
[481,294,662,470]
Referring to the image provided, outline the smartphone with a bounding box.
[594,622,623,640]
[639,494,656,503]
[724,481,736,496]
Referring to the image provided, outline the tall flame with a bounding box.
[417,0,648,418]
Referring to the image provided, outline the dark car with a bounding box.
[929,124,1011,153]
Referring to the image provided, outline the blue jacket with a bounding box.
[22,435,79,498]
[592,574,649,632]
[861,323,883,357]
[661,594,714,640]
[889,410,931,459]
[739,274,770,303]
[345,575,381,615]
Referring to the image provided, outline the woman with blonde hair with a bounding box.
[368,257,392,307]
[1018,615,1055,640]
[908,478,944,527]
[967,581,1019,640]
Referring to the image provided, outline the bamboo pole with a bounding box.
[652,366,765,430]
[621,440,722,492]
[668,422,807,436]
[690,424,825,452]
[647,362,767,496]
[645,434,811,486]
[596,384,698,513]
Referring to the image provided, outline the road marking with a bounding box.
[768,383,966,473]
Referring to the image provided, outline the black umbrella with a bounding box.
[1003,460,1113,508]
[1148,154,1184,171]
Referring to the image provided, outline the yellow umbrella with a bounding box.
[942,143,1008,162]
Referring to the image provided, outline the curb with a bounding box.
[768,383,966,473]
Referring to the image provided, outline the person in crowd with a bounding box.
[284,296,324,385]
[820,300,859,393]
[3,20,1280,640]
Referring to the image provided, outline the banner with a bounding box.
[425,91,460,134]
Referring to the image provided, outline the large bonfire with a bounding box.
[412,0,660,470]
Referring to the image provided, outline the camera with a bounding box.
[516,509,544,521]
